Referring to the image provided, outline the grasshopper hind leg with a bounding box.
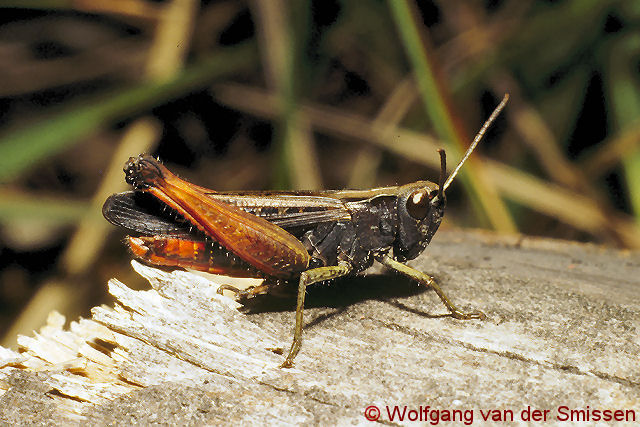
[281,262,352,368]
[375,254,485,320]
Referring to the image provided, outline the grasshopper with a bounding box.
[103,94,508,367]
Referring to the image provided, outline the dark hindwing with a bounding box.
[103,191,194,237]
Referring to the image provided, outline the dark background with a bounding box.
[0,0,638,345]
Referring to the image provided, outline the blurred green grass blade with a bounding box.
[258,0,303,189]
[386,0,451,144]
[606,33,640,222]
[0,191,92,224]
[0,0,72,8]
[260,0,320,190]
[624,157,640,222]
[0,43,256,183]
[386,0,516,232]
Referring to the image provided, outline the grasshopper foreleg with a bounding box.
[281,261,352,368]
[375,254,485,320]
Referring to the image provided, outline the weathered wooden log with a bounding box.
[1,230,638,425]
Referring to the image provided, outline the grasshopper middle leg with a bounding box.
[281,261,351,368]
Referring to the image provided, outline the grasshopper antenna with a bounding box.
[436,148,446,201]
[442,93,509,192]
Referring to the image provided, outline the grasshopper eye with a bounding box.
[406,189,430,219]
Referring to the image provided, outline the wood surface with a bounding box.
[1,230,638,425]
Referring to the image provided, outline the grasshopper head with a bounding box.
[392,152,447,262]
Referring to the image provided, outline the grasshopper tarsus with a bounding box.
[267,347,285,355]
[449,309,486,321]
[280,359,294,369]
